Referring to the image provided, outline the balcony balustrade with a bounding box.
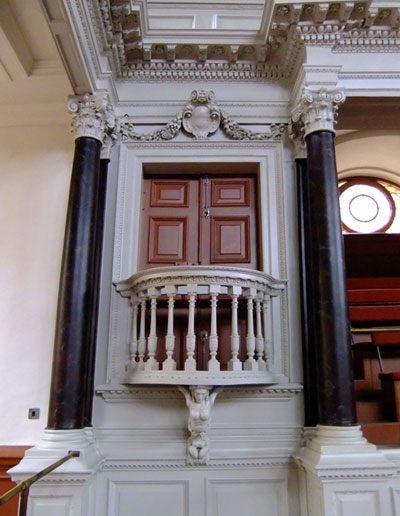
[116,266,286,386]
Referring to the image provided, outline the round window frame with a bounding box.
[339,177,396,234]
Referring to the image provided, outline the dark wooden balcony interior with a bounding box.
[345,233,400,445]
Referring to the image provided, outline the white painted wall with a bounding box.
[0,124,73,445]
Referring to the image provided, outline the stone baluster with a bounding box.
[145,287,159,371]
[263,294,271,369]
[185,284,198,372]
[255,291,265,371]
[129,296,139,368]
[244,288,257,371]
[208,285,221,372]
[228,286,242,371]
[137,294,147,370]
[163,285,177,371]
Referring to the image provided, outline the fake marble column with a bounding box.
[9,93,117,515]
[292,88,397,516]
[83,137,114,428]
[294,88,356,427]
[47,92,115,430]
[289,122,319,431]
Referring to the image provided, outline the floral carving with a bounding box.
[221,113,287,141]
[119,114,183,141]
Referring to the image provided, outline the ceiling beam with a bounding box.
[0,1,34,80]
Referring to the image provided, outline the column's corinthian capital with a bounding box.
[292,87,345,138]
[67,92,116,143]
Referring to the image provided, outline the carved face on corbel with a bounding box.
[182,90,221,140]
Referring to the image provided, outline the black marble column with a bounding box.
[305,131,357,426]
[296,157,319,428]
[83,158,110,427]
[47,136,102,430]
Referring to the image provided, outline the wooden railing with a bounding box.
[116,265,286,385]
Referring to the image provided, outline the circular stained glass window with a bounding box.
[339,178,397,233]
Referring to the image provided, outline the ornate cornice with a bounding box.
[292,87,346,137]
[119,90,287,142]
[67,92,116,143]
[90,1,400,82]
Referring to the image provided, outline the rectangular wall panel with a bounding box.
[30,497,71,516]
[334,491,380,516]
[108,480,189,516]
[206,479,286,516]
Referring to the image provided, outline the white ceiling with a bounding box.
[0,0,71,125]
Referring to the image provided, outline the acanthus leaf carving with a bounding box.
[292,87,346,137]
[67,92,116,144]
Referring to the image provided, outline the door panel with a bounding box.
[139,178,199,269]
[201,177,258,269]
[148,217,187,263]
[210,217,250,263]
[211,179,250,207]
[150,181,189,207]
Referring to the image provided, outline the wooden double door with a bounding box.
[138,174,259,370]
[139,175,259,270]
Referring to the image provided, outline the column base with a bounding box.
[293,425,398,516]
[9,428,103,516]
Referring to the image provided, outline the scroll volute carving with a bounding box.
[182,90,221,140]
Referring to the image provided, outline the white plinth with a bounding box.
[293,425,399,516]
[9,429,103,516]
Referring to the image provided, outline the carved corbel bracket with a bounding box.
[288,120,306,159]
[178,385,223,465]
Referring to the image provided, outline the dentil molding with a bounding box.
[292,87,346,136]
[89,0,400,82]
